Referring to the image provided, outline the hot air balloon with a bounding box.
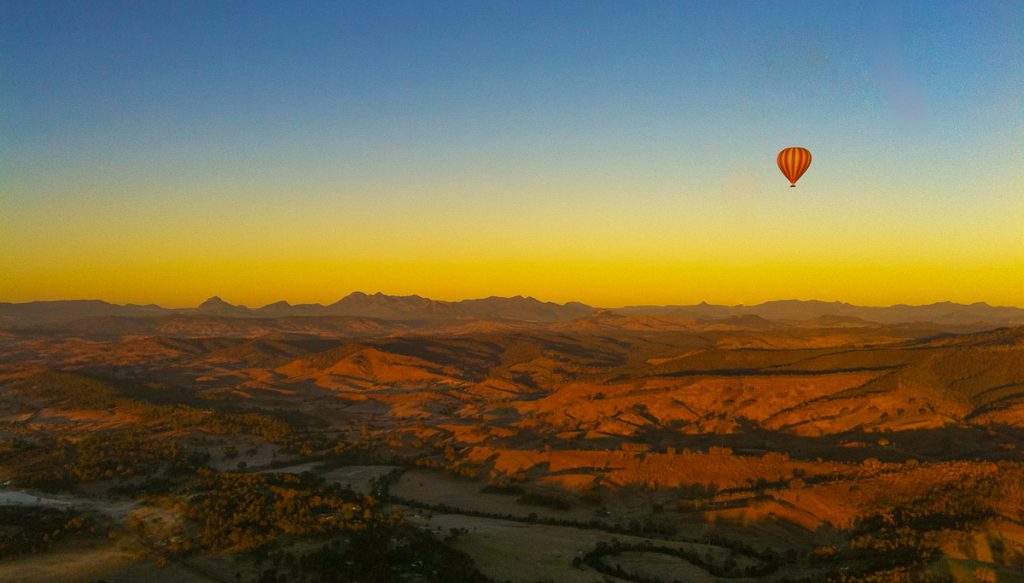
[777,147,811,187]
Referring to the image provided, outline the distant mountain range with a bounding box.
[1,293,1022,328]
[0,292,594,325]
[615,299,1024,326]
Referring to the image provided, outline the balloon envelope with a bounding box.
[777,147,811,187]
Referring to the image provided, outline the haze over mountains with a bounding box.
[2,292,1022,328]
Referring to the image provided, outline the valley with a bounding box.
[1,296,1023,582]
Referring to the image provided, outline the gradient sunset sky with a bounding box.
[3,1,1022,308]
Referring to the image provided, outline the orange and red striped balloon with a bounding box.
[777,147,811,187]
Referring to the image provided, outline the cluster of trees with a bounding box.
[9,430,209,491]
[4,375,341,492]
[181,470,399,552]
[809,515,958,580]
[880,463,1024,531]
[9,370,119,409]
[72,430,208,482]
[0,506,92,558]
[251,524,490,582]
[824,567,954,583]
[580,539,780,580]
[110,398,327,456]
[11,370,324,455]
[0,436,31,461]
[808,498,968,580]
[789,464,1024,581]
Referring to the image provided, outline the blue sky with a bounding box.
[2,1,1022,306]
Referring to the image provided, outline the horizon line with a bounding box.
[1,292,1021,312]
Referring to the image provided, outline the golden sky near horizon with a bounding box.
[3,164,1022,308]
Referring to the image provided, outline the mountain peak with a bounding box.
[199,296,231,308]
[197,296,250,315]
